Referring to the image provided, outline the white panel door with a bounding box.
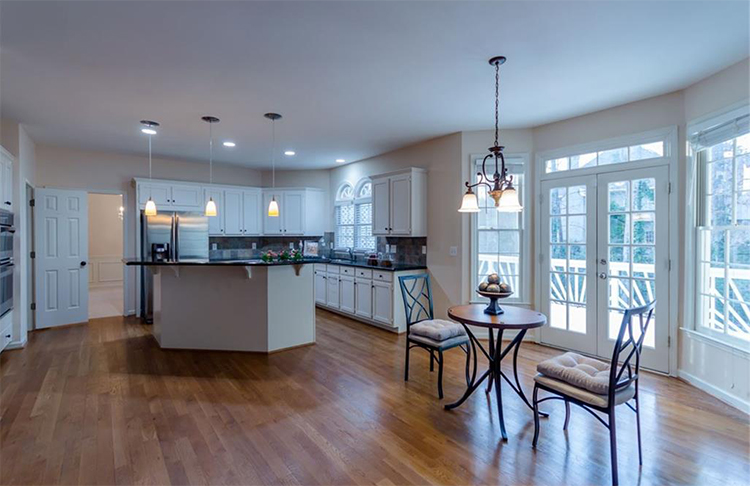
[283,191,304,235]
[242,190,261,235]
[326,274,340,309]
[389,173,411,235]
[263,192,283,235]
[340,275,355,313]
[596,167,669,372]
[372,281,393,325]
[372,178,390,235]
[34,188,89,329]
[355,278,373,318]
[170,184,202,208]
[314,270,327,305]
[204,188,224,235]
[540,176,598,355]
[224,189,243,235]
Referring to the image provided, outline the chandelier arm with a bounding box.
[465,179,492,190]
[480,153,494,181]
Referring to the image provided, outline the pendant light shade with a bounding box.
[144,198,157,216]
[265,113,282,218]
[496,185,522,212]
[205,198,217,217]
[140,120,160,217]
[202,116,220,217]
[458,188,480,213]
[267,197,280,217]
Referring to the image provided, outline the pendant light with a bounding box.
[264,112,282,217]
[201,116,219,217]
[140,120,160,216]
[458,56,522,213]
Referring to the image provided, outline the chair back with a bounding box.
[607,300,656,402]
[398,274,434,330]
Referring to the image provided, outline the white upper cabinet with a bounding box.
[0,150,13,210]
[283,191,304,235]
[262,188,325,236]
[242,189,261,235]
[371,168,426,237]
[170,184,202,208]
[204,187,224,235]
[138,182,171,206]
[223,189,244,235]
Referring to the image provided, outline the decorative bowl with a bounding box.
[476,288,513,315]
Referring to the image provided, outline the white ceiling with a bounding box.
[1,1,748,169]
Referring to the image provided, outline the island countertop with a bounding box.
[123,258,427,272]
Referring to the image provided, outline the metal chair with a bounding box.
[398,274,470,399]
[532,301,656,486]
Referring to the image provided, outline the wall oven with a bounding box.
[0,210,14,317]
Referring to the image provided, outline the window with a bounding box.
[545,141,664,174]
[472,156,526,301]
[354,181,375,250]
[335,183,354,248]
[696,129,750,344]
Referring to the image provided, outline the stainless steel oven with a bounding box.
[0,210,14,317]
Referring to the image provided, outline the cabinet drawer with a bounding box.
[373,270,393,282]
[340,266,354,276]
[326,265,340,274]
[314,264,327,272]
[355,268,373,279]
[0,322,12,351]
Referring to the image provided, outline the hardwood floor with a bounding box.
[1,309,748,485]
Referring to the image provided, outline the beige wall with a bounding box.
[35,145,263,314]
[88,193,123,256]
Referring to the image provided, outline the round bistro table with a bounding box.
[445,304,548,440]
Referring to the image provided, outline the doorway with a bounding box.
[539,166,670,372]
[87,193,124,319]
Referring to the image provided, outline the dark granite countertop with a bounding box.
[123,257,427,272]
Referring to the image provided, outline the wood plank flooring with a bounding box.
[1,309,748,485]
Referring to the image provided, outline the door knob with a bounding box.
[598,272,607,279]
[80,261,87,267]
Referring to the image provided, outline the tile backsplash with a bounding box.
[209,233,426,266]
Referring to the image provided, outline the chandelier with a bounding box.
[458,56,522,213]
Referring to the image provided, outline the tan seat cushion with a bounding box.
[534,374,635,408]
[410,319,466,341]
[536,352,611,395]
[409,332,469,351]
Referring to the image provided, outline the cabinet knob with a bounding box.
[4,201,10,206]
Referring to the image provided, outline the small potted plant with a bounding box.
[291,249,303,262]
[278,250,290,261]
[261,250,277,263]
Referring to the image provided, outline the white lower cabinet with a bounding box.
[340,275,355,314]
[0,311,13,353]
[314,264,422,333]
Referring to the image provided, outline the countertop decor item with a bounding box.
[458,56,522,214]
[303,241,319,257]
[477,273,513,315]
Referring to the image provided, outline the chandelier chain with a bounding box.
[494,60,499,147]
[271,119,276,189]
[209,121,213,185]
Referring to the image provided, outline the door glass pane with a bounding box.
[609,246,630,277]
[550,187,567,214]
[568,186,586,213]
[632,178,656,210]
[632,213,655,244]
[568,215,586,243]
[609,214,630,244]
[608,182,629,211]
[569,245,586,273]
[550,217,567,243]
[550,301,567,329]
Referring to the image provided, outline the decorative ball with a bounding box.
[478,282,489,291]
[486,283,501,293]
[498,282,512,293]
[487,273,500,284]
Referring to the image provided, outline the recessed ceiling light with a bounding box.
[223,141,236,147]
[336,159,346,163]
[141,128,157,135]
[284,151,295,156]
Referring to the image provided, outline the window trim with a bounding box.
[469,153,531,305]
[688,102,750,350]
[334,182,354,250]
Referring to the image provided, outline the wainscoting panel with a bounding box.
[89,255,123,288]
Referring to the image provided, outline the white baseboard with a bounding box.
[5,339,27,351]
[677,369,750,415]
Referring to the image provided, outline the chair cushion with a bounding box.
[536,352,611,395]
[409,332,469,351]
[410,319,466,341]
[534,374,635,408]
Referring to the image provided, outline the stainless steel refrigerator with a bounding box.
[140,211,209,323]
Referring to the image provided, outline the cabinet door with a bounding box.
[171,184,202,208]
[389,173,411,235]
[283,191,305,235]
[223,189,243,235]
[242,190,261,235]
[326,274,340,309]
[139,183,171,206]
[372,178,390,235]
[314,271,327,305]
[204,188,224,235]
[340,275,355,314]
[355,278,373,319]
[1,159,12,209]
[263,192,283,235]
[372,281,393,325]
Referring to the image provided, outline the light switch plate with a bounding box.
[390,245,397,253]
[422,245,427,255]
[385,244,390,253]
[289,242,294,249]
[211,243,218,251]
[252,242,257,249]
[449,246,458,256]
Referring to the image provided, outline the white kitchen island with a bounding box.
[126,260,316,353]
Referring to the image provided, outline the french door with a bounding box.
[540,166,670,372]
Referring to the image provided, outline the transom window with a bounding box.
[545,141,664,174]
[696,131,750,343]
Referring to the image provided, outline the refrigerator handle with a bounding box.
[173,215,179,261]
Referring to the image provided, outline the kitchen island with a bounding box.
[125,259,319,353]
